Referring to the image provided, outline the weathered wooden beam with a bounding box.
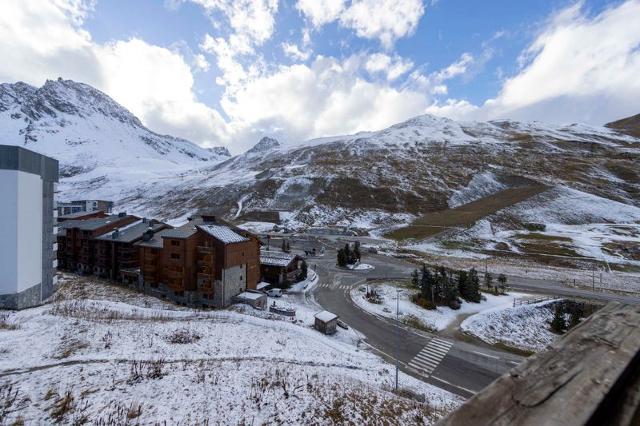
[438,303,640,426]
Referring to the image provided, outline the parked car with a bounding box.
[266,288,283,298]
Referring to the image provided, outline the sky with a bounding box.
[1,0,639,153]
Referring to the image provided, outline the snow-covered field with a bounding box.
[460,300,560,353]
[237,221,278,234]
[0,277,460,424]
[350,283,531,332]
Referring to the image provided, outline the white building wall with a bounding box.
[0,170,19,294]
[0,169,43,295]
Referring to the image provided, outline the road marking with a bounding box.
[472,350,500,360]
[407,338,453,377]
[508,360,520,366]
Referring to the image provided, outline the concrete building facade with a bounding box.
[0,145,59,309]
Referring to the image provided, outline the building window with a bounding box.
[171,240,180,246]
[171,253,180,260]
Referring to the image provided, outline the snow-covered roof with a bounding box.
[256,282,270,290]
[315,311,338,322]
[197,224,249,244]
[260,250,297,267]
[235,291,266,301]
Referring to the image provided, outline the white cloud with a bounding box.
[282,42,311,61]
[0,0,230,146]
[193,53,211,71]
[296,0,424,48]
[365,53,413,81]
[219,55,429,146]
[296,0,346,27]
[429,0,640,125]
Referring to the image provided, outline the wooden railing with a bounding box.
[438,302,640,426]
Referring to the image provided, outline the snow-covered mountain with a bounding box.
[2,80,639,252]
[0,78,229,202]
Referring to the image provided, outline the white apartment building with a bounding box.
[0,145,59,309]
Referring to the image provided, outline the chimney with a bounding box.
[111,229,120,239]
[118,212,126,217]
[142,229,154,241]
[142,217,147,223]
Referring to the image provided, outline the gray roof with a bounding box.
[58,210,104,220]
[96,220,167,243]
[135,228,174,248]
[58,215,136,232]
[260,250,297,267]
[162,225,198,239]
[198,224,249,244]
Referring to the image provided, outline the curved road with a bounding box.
[300,239,640,398]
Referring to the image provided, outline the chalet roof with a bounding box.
[58,210,104,220]
[96,220,167,243]
[136,228,174,248]
[315,311,338,323]
[260,250,297,267]
[58,215,136,232]
[197,224,249,244]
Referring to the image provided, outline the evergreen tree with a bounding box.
[411,269,419,288]
[300,259,308,280]
[497,274,508,295]
[457,270,469,301]
[468,268,481,303]
[569,304,583,329]
[354,241,361,261]
[420,264,433,302]
[484,272,494,293]
[551,304,566,334]
[337,249,347,267]
[344,243,352,264]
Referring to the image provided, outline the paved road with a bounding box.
[308,253,523,398]
[297,237,639,398]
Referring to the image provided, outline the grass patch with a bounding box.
[401,315,437,333]
[387,184,548,241]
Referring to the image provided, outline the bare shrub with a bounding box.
[50,390,74,422]
[128,359,166,384]
[126,401,142,419]
[166,328,201,344]
[0,314,19,330]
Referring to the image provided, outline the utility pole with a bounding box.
[395,287,400,392]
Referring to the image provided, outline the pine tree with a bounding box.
[497,274,508,295]
[457,270,469,301]
[551,304,566,334]
[420,264,433,302]
[411,269,420,288]
[344,243,352,264]
[354,241,361,261]
[484,272,493,293]
[337,249,347,267]
[469,268,481,303]
[281,239,287,252]
[300,259,308,280]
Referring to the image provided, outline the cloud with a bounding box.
[219,55,429,146]
[296,0,346,27]
[0,0,230,146]
[282,42,311,61]
[296,0,425,48]
[365,53,414,81]
[429,0,640,125]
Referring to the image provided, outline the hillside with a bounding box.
[2,79,639,270]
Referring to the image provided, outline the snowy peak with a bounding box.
[246,136,280,155]
[206,146,232,160]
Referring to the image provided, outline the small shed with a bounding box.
[314,310,339,335]
[234,291,267,310]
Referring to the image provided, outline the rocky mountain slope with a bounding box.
[0,78,229,200]
[2,79,639,269]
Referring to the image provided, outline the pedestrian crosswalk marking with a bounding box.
[408,338,453,377]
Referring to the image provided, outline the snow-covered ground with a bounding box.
[350,283,532,332]
[0,276,461,424]
[460,300,560,353]
[347,263,375,271]
[286,269,319,293]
